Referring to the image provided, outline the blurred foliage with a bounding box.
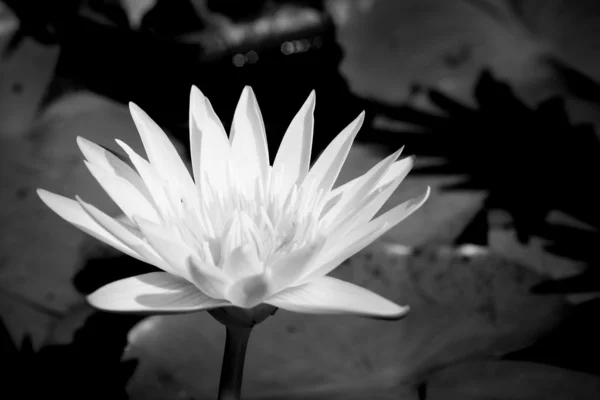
[372,68,600,243]
[532,223,600,295]
[1,254,158,399]
[548,57,600,106]
[503,297,600,376]
[422,359,600,399]
[2,0,81,54]
[367,65,600,295]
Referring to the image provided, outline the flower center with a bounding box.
[172,168,325,270]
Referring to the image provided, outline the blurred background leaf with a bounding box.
[424,360,600,400]
[367,69,600,244]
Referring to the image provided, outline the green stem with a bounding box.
[218,325,252,400]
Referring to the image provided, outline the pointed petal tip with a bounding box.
[75,135,89,147]
[239,86,253,100]
[404,186,431,212]
[404,186,430,215]
[399,154,415,171]
[390,146,404,161]
[114,139,135,156]
[369,304,410,321]
[350,111,366,132]
[74,194,124,228]
[37,188,52,203]
[74,195,98,214]
[74,195,104,221]
[423,185,432,200]
[37,188,72,209]
[128,102,153,123]
[86,292,113,313]
[305,90,316,110]
[86,284,118,312]
[240,86,260,107]
[244,86,259,104]
[37,189,63,212]
[128,101,139,114]
[128,102,146,122]
[75,136,100,161]
[190,85,205,103]
[266,276,410,318]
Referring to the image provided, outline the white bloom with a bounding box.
[38,86,429,318]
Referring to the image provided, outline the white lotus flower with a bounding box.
[37,86,429,319]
